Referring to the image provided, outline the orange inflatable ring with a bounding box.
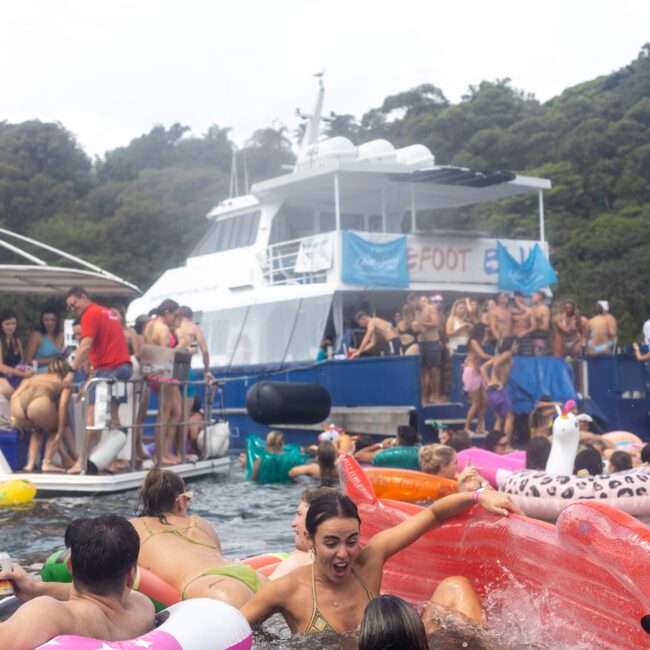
[602,431,644,445]
[364,467,458,502]
[242,552,289,577]
[134,565,180,609]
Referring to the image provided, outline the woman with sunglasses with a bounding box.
[130,468,268,607]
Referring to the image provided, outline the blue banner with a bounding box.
[342,231,409,288]
[497,242,557,295]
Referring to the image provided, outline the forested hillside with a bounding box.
[0,45,648,339]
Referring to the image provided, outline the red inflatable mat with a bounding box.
[340,453,650,650]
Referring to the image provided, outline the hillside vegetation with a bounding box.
[0,45,648,340]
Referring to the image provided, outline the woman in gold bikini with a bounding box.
[130,468,267,608]
[242,489,521,635]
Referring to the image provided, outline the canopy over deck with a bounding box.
[0,229,140,296]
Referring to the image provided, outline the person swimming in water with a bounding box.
[129,468,267,608]
[241,489,520,635]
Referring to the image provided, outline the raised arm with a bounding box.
[288,463,318,479]
[365,490,521,564]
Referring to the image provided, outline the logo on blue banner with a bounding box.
[497,242,557,295]
[342,231,409,288]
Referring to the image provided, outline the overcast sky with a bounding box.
[3,0,649,158]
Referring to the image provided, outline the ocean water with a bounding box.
[0,461,613,649]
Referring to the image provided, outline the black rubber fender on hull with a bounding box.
[246,382,331,425]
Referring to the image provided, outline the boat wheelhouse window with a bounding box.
[318,212,364,233]
[368,215,382,232]
[270,205,315,244]
[191,211,260,256]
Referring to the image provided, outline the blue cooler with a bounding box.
[0,429,28,470]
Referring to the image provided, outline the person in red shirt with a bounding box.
[64,287,132,473]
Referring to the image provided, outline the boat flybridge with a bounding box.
[127,82,551,374]
[0,230,230,496]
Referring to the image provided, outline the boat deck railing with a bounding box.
[77,376,218,475]
[256,234,330,286]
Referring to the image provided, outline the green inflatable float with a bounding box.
[371,446,420,470]
[245,435,309,483]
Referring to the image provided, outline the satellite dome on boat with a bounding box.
[395,144,435,168]
[357,139,396,163]
[295,136,357,170]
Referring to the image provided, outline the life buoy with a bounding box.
[36,598,252,650]
[242,552,289,577]
[0,479,36,506]
[500,467,650,519]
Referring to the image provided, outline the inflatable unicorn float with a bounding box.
[501,400,650,519]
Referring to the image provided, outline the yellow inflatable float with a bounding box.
[363,467,457,502]
[0,479,36,506]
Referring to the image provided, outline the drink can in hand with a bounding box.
[0,552,14,597]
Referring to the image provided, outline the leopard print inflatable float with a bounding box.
[500,467,650,519]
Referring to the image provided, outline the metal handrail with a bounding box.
[77,376,217,475]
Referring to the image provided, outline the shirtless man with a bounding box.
[176,306,213,382]
[415,296,444,403]
[0,514,153,650]
[269,487,334,580]
[349,311,400,358]
[480,337,518,443]
[552,301,585,358]
[587,303,617,356]
[488,293,513,344]
[528,291,551,356]
[511,293,532,339]
[144,299,182,464]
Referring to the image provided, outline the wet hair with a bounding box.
[317,441,338,481]
[641,443,650,464]
[354,310,369,322]
[154,299,179,316]
[573,447,603,476]
[177,305,193,319]
[38,305,61,335]
[305,492,360,539]
[526,436,551,470]
[609,450,633,472]
[396,425,418,446]
[447,430,472,453]
[358,595,427,650]
[484,430,506,453]
[265,430,284,453]
[64,286,89,300]
[64,514,139,597]
[134,314,149,335]
[419,444,456,475]
[137,468,186,523]
[300,486,336,505]
[48,357,71,378]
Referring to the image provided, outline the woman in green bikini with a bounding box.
[241,489,521,635]
[130,468,267,608]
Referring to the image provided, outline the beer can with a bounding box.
[0,552,14,597]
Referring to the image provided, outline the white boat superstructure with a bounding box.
[128,82,551,369]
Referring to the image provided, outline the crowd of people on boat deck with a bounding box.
[0,288,214,474]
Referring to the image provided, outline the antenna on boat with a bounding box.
[296,72,326,152]
[229,146,239,198]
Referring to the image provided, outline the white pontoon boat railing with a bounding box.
[77,376,216,474]
[257,234,329,286]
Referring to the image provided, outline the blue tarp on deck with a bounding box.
[508,356,577,415]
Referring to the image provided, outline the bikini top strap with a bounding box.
[352,568,374,601]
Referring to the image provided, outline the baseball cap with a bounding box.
[430,293,443,302]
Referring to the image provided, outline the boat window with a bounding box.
[318,212,364,233]
[201,296,332,367]
[269,206,315,244]
[191,211,260,256]
[368,215,382,232]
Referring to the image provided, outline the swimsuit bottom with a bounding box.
[181,564,261,599]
